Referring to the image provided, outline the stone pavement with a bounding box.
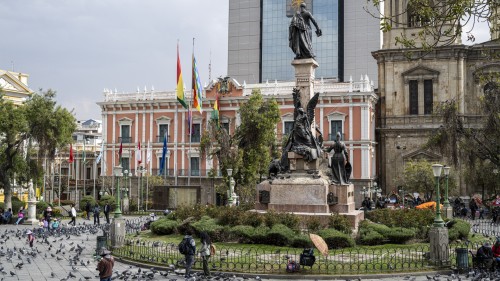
[0,217,467,281]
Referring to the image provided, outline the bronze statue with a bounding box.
[281,88,322,170]
[289,2,322,59]
[326,132,350,184]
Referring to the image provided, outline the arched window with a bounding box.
[407,1,432,27]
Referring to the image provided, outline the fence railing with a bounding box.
[109,237,487,274]
[461,217,500,238]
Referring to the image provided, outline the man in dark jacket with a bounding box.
[93,204,100,225]
[103,203,111,224]
[97,247,114,281]
[85,201,91,220]
[477,241,494,270]
[182,231,196,278]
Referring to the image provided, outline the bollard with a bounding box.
[455,248,468,272]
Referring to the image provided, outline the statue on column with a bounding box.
[280,88,323,170]
[289,2,322,59]
[326,132,351,185]
[28,180,35,201]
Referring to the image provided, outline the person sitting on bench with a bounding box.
[477,241,494,270]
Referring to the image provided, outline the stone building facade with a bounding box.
[372,1,500,195]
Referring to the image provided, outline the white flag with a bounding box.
[96,142,104,164]
[136,141,142,164]
[146,141,152,164]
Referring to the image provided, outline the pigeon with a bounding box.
[9,271,15,276]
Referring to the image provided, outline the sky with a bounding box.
[0,0,229,120]
[0,1,492,121]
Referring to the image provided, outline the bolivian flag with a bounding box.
[177,43,188,109]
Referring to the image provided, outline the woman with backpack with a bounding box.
[199,232,212,277]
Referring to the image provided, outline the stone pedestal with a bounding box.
[26,200,38,225]
[429,226,449,266]
[443,206,453,219]
[122,198,129,213]
[110,217,126,248]
[291,58,319,110]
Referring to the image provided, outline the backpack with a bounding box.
[178,238,191,255]
[286,260,299,273]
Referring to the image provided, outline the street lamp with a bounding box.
[227,169,234,206]
[443,166,451,209]
[372,182,382,200]
[113,166,123,218]
[432,164,444,227]
[399,187,406,209]
[138,166,147,211]
[123,170,131,199]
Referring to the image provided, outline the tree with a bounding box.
[367,0,500,55]
[200,89,281,204]
[0,89,76,209]
[398,160,456,201]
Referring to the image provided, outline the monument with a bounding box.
[255,1,363,228]
[26,180,38,225]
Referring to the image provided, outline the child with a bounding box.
[26,230,35,248]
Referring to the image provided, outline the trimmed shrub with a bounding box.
[79,196,97,212]
[150,219,179,235]
[386,227,416,244]
[362,222,391,237]
[448,219,470,241]
[263,210,280,228]
[276,212,300,232]
[366,208,434,229]
[215,207,244,227]
[11,196,26,214]
[230,225,255,243]
[191,216,226,241]
[318,228,355,249]
[265,224,295,246]
[305,216,322,233]
[241,212,263,227]
[359,230,385,245]
[98,195,117,211]
[291,234,313,248]
[328,213,352,234]
[252,226,270,244]
[36,201,51,214]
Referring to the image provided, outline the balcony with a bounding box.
[118,136,132,143]
[328,133,345,141]
[156,135,171,143]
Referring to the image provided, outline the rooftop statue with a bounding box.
[289,2,322,59]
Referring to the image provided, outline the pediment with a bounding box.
[326,111,347,118]
[220,115,231,122]
[155,116,172,124]
[402,66,440,82]
[473,63,500,83]
[281,113,294,120]
[402,149,441,162]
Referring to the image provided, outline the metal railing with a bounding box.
[118,137,133,143]
[156,135,171,143]
[461,217,500,238]
[109,237,488,274]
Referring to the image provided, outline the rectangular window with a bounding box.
[190,157,200,176]
[158,156,169,176]
[121,158,130,172]
[158,124,169,143]
[191,124,201,142]
[330,120,343,140]
[424,79,433,115]
[86,167,91,180]
[409,80,419,115]
[120,125,131,143]
[221,122,229,133]
[284,121,294,135]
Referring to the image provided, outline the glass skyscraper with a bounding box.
[228,0,378,86]
[261,0,340,82]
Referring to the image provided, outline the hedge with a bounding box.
[252,226,270,244]
[291,235,312,248]
[265,224,295,246]
[191,216,227,242]
[318,228,356,249]
[359,230,385,245]
[229,225,255,243]
[448,219,470,241]
[386,227,416,244]
[150,219,179,235]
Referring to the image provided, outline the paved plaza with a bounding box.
[0,217,482,281]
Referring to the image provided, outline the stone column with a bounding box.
[26,180,38,225]
[292,58,319,133]
[110,217,126,247]
[429,226,449,266]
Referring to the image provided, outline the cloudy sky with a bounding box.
[0,0,229,120]
[0,1,491,120]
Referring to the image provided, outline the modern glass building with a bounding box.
[261,0,340,82]
[228,0,379,86]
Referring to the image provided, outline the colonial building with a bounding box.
[0,69,33,105]
[372,1,500,195]
[97,77,378,207]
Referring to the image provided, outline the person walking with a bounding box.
[469,198,478,220]
[199,232,212,277]
[85,201,91,220]
[93,204,101,225]
[180,230,196,279]
[97,247,114,281]
[43,206,52,223]
[103,203,110,224]
[70,204,77,226]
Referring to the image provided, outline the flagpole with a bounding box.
[75,151,78,207]
[58,158,61,207]
[67,160,70,203]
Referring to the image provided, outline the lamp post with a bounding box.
[372,182,382,201]
[122,169,131,213]
[138,166,147,211]
[113,166,123,218]
[227,169,234,206]
[399,187,406,209]
[432,164,444,227]
[443,166,451,209]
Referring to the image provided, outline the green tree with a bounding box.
[398,160,456,201]
[367,0,500,55]
[0,89,76,209]
[200,89,281,204]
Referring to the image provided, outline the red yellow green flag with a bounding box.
[177,43,188,109]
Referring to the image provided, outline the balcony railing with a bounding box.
[118,137,132,143]
[377,115,484,129]
[156,135,171,143]
[328,133,345,141]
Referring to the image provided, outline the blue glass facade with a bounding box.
[261,0,341,82]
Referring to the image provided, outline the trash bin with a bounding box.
[96,236,107,256]
[456,248,468,272]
